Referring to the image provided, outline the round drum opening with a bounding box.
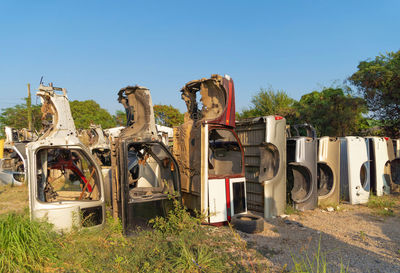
[287,165,312,202]
[360,162,370,190]
[317,163,334,197]
[390,158,400,185]
[260,144,280,180]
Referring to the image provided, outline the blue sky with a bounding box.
[0,1,399,115]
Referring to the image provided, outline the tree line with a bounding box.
[0,50,399,138]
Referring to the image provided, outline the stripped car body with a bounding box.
[173,74,247,224]
[26,84,105,231]
[111,86,181,232]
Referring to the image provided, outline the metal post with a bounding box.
[27,83,32,131]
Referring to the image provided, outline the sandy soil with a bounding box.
[235,195,400,273]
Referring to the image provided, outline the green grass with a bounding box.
[0,211,59,272]
[285,204,300,215]
[0,201,254,272]
[359,230,367,241]
[367,194,396,217]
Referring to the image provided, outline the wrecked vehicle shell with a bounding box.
[111,85,181,232]
[173,74,247,224]
[79,125,113,203]
[0,126,34,186]
[26,84,105,231]
[0,143,27,186]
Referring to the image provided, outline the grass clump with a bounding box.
[290,238,348,273]
[367,195,395,217]
[285,204,300,215]
[0,211,58,272]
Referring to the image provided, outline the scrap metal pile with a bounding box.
[1,74,400,234]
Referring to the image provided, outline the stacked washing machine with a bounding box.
[286,124,318,211]
[317,137,341,207]
[340,137,370,204]
[236,115,286,218]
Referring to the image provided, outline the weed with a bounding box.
[290,237,349,273]
[359,231,367,241]
[367,195,395,209]
[285,204,300,215]
[367,195,396,217]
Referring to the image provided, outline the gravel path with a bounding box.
[237,196,400,272]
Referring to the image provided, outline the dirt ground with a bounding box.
[236,195,400,273]
[0,184,28,214]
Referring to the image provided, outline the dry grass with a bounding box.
[0,185,29,214]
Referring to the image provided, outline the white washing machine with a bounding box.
[393,139,400,158]
[317,137,340,207]
[340,137,370,204]
[366,137,391,196]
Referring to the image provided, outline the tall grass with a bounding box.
[290,237,349,273]
[0,212,58,272]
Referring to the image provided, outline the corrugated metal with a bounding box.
[236,123,265,212]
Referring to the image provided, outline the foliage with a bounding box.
[0,212,59,272]
[0,100,42,136]
[349,50,400,137]
[70,100,116,129]
[237,87,298,123]
[153,104,184,127]
[295,87,367,137]
[114,110,127,126]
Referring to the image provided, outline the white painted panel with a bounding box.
[346,137,369,204]
[208,178,227,223]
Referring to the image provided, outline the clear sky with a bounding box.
[0,1,399,115]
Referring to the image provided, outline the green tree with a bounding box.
[0,99,42,137]
[348,50,400,137]
[113,110,127,126]
[0,99,116,136]
[296,87,367,137]
[70,100,116,129]
[153,104,184,127]
[237,87,298,123]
